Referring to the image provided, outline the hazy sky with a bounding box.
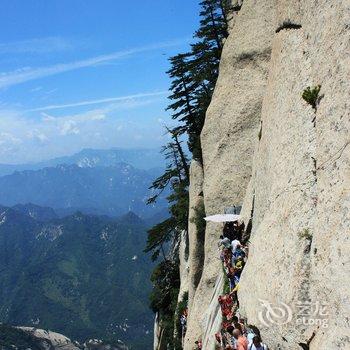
[0,0,199,164]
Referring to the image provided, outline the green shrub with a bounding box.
[302,85,321,109]
[298,228,313,241]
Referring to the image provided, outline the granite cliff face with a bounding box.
[179,1,350,349]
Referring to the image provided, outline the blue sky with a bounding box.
[0,0,199,164]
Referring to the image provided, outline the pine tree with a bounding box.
[166,53,198,133]
[166,0,230,161]
[195,0,229,54]
[145,127,189,262]
[145,1,233,348]
[144,217,176,261]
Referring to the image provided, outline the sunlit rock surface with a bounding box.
[182,1,349,349]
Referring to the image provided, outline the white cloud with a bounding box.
[0,38,189,89]
[30,86,43,92]
[41,113,56,122]
[44,88,58,95]
[0,93,172,163]
[0,132,22,146]
[0,37,73,54]
[27,129,49,143]
[28,91,167,112]
[90,114,106,121]
[0,131,23,161]
[60,120,80,135]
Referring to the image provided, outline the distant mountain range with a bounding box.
[0,148,167,348]
[0,162,167,218]
[0,148,164,176]
[11,203,59,222]
[0,205,155,349]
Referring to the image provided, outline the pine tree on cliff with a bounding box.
[166,0,230,161]
[144,127,189,262]
[145,1,232,348]
[166,53,200,158]
[167,53,197,126]
[196,0,229,54]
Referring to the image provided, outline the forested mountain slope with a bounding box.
[0,206,154,349]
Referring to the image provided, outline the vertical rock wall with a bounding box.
[182,0,350,349]
[184,1,277,348]
[239,1,350,349]
[187,160,205,310]
[178,230,190,304]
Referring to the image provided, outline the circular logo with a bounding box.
[258,299,293,327]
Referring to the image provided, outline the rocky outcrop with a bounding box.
[184,160,206,347]
[17,327,128,350]
[187,160,205,310]
[178,230,190,304]
[183,0,349,349]
[18,327,80,350]
[0,325,128,350]
[184,0,277,348]
[154,313,166,350]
